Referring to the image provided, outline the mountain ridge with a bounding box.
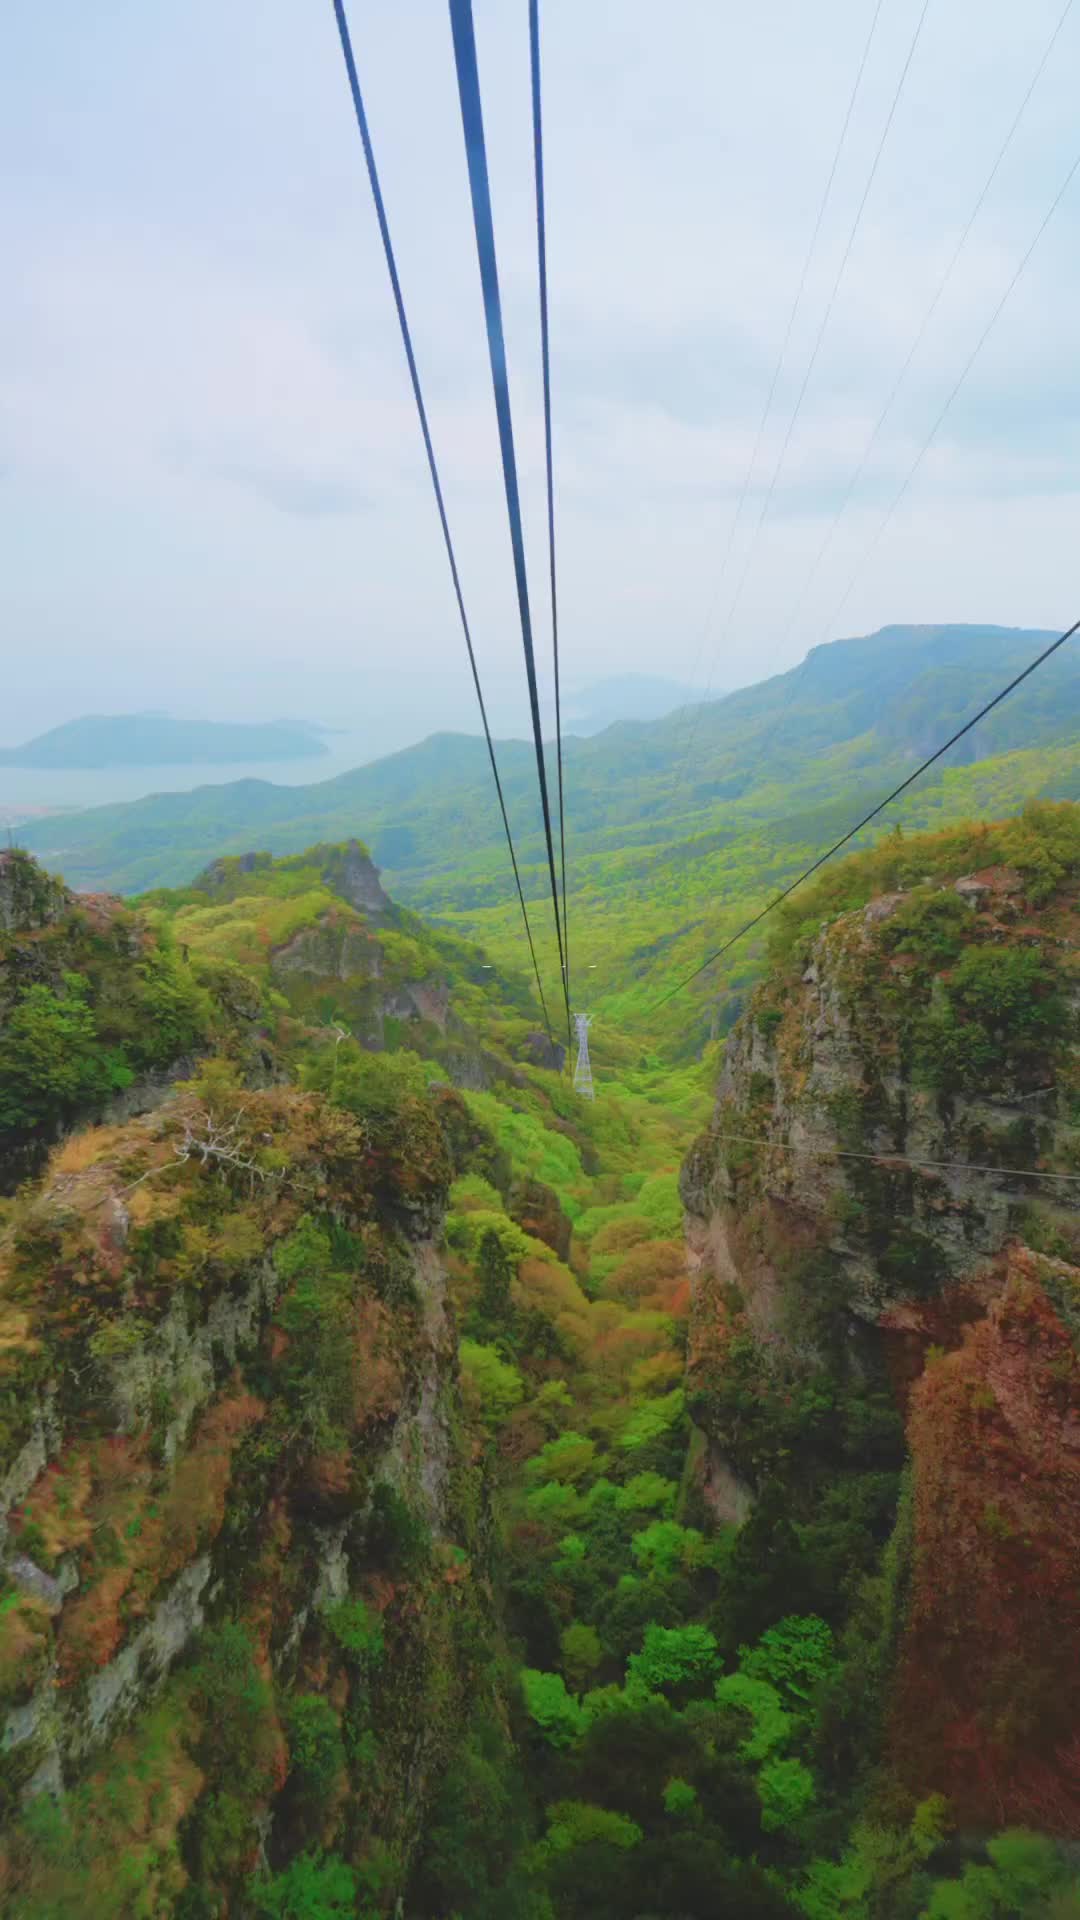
[0,713,329,770]
[17,622,1078,899]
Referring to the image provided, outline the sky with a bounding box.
[3,0,1079,754]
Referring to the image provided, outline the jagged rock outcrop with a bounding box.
[0,848,68,934]
[196,840,389,919]
[681,812,1080,1825]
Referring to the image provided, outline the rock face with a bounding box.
[894,1247,1080,1829]
[0,1077,492,1906]
[319,839,391,917]
[681,819,1080,1827]
[0,848,68,934]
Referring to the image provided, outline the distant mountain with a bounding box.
[562,674,704,733]
[17,623,1079,897]
[0,714,329,770]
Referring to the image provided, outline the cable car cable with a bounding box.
[449,0,571,1050]
[528,0,571,1030]
[650,615,1080,1010]
[329,0,556,1043]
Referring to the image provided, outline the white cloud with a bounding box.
[2,0,1079,747]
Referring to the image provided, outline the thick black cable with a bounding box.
[448,0,571,1044]
[329,0,555,1044]
[650,616,1080,1010]
[528,0,571,1046]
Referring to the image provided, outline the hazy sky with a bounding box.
[3,0,1079,749]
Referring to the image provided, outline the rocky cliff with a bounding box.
[681,805,1080,1830]
[165,840,560,1086]
[0,1060,498,1912]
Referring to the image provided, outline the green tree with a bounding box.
[285,1695,345,1811]
[757,1756,816,1834]
[460,1339,525,1428]
[614,1472,678,1517]
[740,1615,837,1706]
[476,1225,514,1327]
[0,972,131,1128]
[663,1777,699,1821]
[541,1800,643,1857]
[630,1519,707,1577]
[325,1599,384,1665]
[627,1623,719,1699]
[714,1672,792,1762]
[521,1669,587,1748]
[250,1851,360,1918]
[561,1622,603,1691]
[527,1432,598,1486]
[923,1829,1076,1919]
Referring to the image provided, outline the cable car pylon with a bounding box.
[572,1012,594,1099]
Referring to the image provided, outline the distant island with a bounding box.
[0,714,331,770]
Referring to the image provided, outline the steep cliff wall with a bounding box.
[681,807,1080,1829]
[0,1069,497,1912]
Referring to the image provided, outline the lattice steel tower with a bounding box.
[573,1013,594,1099]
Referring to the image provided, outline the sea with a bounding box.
[0,726,378,831]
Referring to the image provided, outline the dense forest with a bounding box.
[20,627,1080,1075]
[1,797,1079,1916]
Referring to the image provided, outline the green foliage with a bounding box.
[365,1483,431,1577]
[476,1225,514,1326]
[714,1671,793,1762]
[273,1220,354,1449]
[410,1714,541,1920]
[250,1851,361,1918]
[757,1756,816,1834]
[188,1622,275,1795]
[285,1695,345,1807]
[460,1339,526,1427]
[13,791,1080,1920]
[540,1799,643,1856]
[521,1669,588,1748]
[130,945,212,1067]
[626,1624,719,1699]
[740,1615,837,1705]
[619,1389,685,1450]
[0,973,132,1128]
[922,1830,1077,1919]
[633,1172,684,1236]
[560,1623,603,1691]
[630,1520,707,1575]
[325,1599,384,1665]
[662,1777,699,1820]
[614,1472,678,1517]
[527,1432,598,1486]
[525,1480,585,1530]
[917,945,1069,1090]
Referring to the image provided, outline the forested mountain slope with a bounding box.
[3,813,1080,1915]
[20,625,1078,901]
